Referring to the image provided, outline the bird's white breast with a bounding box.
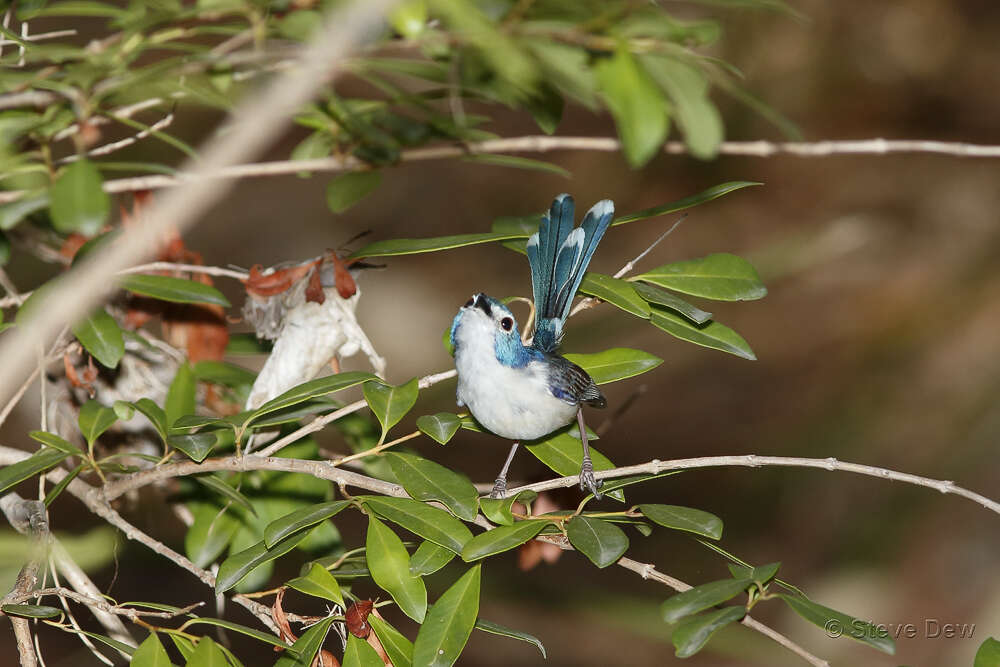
[453,312,576,440]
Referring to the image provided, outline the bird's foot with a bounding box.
[490,476,508,499]
[579,460,603,499]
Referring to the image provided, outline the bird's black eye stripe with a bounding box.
[500,317,514,331]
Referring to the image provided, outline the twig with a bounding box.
[58,112,176,164]
[117,262,249,281]
[0,0,403,408]
[505,454,1000,516]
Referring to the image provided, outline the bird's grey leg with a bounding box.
[577,406,602,499]
[490,442,520,499]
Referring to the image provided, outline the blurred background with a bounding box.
[3,0,999,665]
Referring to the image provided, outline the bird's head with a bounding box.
[450,293,529,365]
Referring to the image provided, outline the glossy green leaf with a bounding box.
[389,0,427,38]
[121,274,230,307]
[0,194,49,230]
[169,430,227,463]
[632,282,712,324]
[638,253,767,301]
[326,171,382,213]
[594,46,668,168]
[166,363,196,429]
[130,398,169,444]
[264,500,349,548]
[366,515,426,622]
[474,618,546,658]
[1,604,61,618]
[525,431,624,502]
[274,615,337,667]
[413,565,480,667]
[777,594,895,655]
[249,372,377,425]
[463,154,569,179]
[639,504,723,540]
[563,347,663,385]
[461,521,548,562]
[194,361,256,387]
[29,430,82,456]
[76,630,136,657]
[184,618,289,651]
[342,633,383,667]
[612,182,762,226]
[132,632,171,667]
[478,490,536,527]
[385,452,478,521]
[350,232,526,259]
[363,496,472,554]
[50,159,109,235]
[529,41,597,109]
[580,273,651,319]
[43,464,82,507]
[643,55,723,160]
[363,378,419,437]
[649,306,756,360]
[566,516,629,568]
[193,475,256,516]
[661,578,752,623]
[672,606,746,658]
[78,399,118,447]
[410,540,456,576]
[975,638,1000,667]
[186,636,229,667]
[185,502,240,568]
[72,308,124,368]
[216,528,313,593]
[369,615,414,667]
[172,635,196,662]
[727,562,781,587]
[286,562,344,607]
[416,412,461,444]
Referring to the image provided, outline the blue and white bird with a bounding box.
[450,194,614,498]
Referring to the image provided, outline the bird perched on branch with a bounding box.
[450,194,613,498]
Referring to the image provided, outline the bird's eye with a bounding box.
[500,317,514,331]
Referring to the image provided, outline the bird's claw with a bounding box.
[490,477,508,499]
[579,461,603,499]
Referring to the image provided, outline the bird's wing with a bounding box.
[545,355,606,408]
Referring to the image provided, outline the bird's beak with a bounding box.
[470,293,492,317]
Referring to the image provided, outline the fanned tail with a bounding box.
[527,194,614,352]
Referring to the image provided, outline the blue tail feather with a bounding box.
[528,195,614,352]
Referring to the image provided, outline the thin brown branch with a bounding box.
[58,112,176,164]
[5,587,202,620]
[117,262,249,281]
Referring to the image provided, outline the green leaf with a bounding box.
[132,632,171,667]
[638,253,767,301]
[777,594,895,655]
[672,606,746,658]
[326,171,382,213]
[342,633,383,667]
[563,347,663,385]
[76,630,136,657]
[660,578,752,623]
[264,500,350,548]
[29,430,82,456]
[389,0,427,38]
[166,363,196,429]
[286,562,344,607]
[461,521,548,562]
[528,41,597,109]
[350,232,526,259]
[612,182,762,226]
[362,496,472,554]
[172,635,196,662]
[410,540,456,576]
[474,618,546,659]
[639,504,723,540]
[185,503,240,568]
[249,372,377,425]
[642,56,723,160]
[274,615,337,667]
[369,615,414,667]
[193,475,256,517]
[594,45,668,168]
[72,308,124,368]
[130,398,169,444]
[413,565,481,667]
[478,490,536,527]
[632,282,712,324]
[366,515,427,622]
[186,636,229,667]
[216,528,313,593]
[194,361,256,387]
[462,154,569,179]
[120,274,230,307]
[0,194,49,230]
[50,159,109,236]
[525,431,624,502]
[566,516,629,568]
[579,273,651,318]
[43,464,82,507]
[648,307,756,360]
[363,378,419,437]
[0,604,61,619]
[78,399,118,447]
[975,638,1000,667]
[184,618,289,651]
[169,431,228,463]
[416,412,461,444]
[385,452,478,521]
[727,562,781,587]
